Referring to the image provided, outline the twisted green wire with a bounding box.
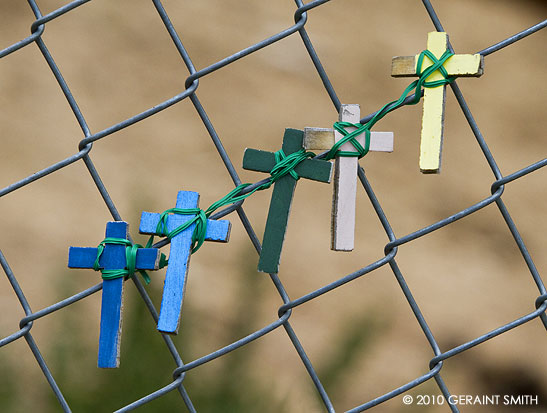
[271,148,315,181]
[152,207,208,253]
[327,48,455,160]
[143,47,455,263]
[93,237,155,284]
[151,148,315,256]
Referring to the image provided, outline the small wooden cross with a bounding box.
[304,104,394,251]
[139,190,231,334]
[243,128,333,274]
[68,221,161,368]
[392,31,484,173]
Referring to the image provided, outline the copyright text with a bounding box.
[402,394,539,406]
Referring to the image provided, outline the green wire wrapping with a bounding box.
[115,47,456,275]
[154,207,208,253]
[93,237,159,284]
[327,122,371,159]
[271,148,315,181]
[149,148,316,256]
[327,48,455,160]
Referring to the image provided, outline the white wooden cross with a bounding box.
[304,104,394,251]
[391,31,484,173]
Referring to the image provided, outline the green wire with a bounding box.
[149,148,316,255]
[98,47,456,279]
[93,237,156,284]
[327,48,455,160]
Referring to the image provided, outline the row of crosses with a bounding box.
[67,32,483,368]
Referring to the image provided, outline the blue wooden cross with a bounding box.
[68,221,161,368]
[139,190,231,334]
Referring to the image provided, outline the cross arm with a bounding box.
[391,56,419,77]
[139,212,231,242]
[391,54,484,77]
[204,219,231,242]
[68,246,160,270]
[242,148,332,183]
[303,128,394,152]
[242,148,275,173]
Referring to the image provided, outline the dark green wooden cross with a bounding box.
[243,128,333,274]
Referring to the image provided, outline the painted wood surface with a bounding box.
[303,106,394,251]
[68,247,159,270]
[303,128,394,153]
[391,31,484,173]
[330,104,360,251]
[139,190,231,334]
[421,32,447,174]
[68,221,160,368]
[242,128,332,274]
[391,54,483,77]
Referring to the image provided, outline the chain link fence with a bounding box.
[1,0,546,411]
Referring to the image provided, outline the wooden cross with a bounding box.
[392,31,484,173]
[243,128,333,274]
[304,104,394,251]
[139,190,231,334]
[68,221,161,368]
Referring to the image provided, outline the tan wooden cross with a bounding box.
[304,104,394,251]
[392,31,484,174]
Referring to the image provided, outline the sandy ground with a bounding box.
[0,0,546,412]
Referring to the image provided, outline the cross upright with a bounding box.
[243,128,333,274]
[68,221,161,368]
[139,190,231,334]
[392,31,484,173]
[304,104,394,252]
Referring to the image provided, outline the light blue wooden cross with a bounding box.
[68,221,161,368]
[139,190,231,334]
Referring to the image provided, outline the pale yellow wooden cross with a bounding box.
[392,31,484,174]
[304,104,394,251]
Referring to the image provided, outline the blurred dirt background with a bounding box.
[0,0,545,412]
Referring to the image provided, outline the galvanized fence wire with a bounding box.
[0,0,546,411]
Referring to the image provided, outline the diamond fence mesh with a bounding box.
[0,0,546,412]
